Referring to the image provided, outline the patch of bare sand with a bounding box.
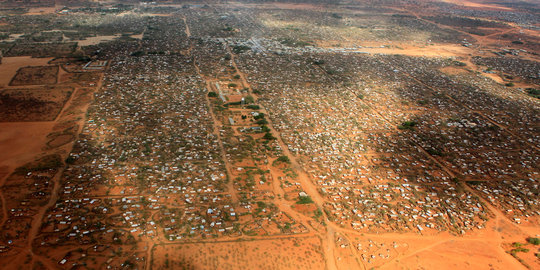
[272,3,323,10]
[131,33,144,39]
[361,44,472,57]
[0,57,53,87]
[482,73,506,84]
[371,216,534,270]
[0,122,54,168]
[440,66,471,75]
[77,35,119,47]
[504,240,540,269]
[381,239,525,270]
[26,7,57,15]
[440,0,513,11]
[227,2,323,11]
[317,42,473,58]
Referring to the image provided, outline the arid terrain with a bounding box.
[0,0,538,269]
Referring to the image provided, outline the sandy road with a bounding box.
[198,13,340,268]
[192,64,239,205]
[226,45,342,270]
[201,78,240,204]
[23,168,64,268]
[0,167,13,230]
[182,16,191,38]
[184,13,239,205]
[147,18,242,270]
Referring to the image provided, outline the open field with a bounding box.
[152,237,325,270]
[10,65,58,86]
[0,57,53,87]
[0,87,72,122]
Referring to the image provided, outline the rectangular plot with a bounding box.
[152,237,325,270]
[0,87,72,122]
[10,65,58,86]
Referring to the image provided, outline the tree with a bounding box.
[232,45,251,54]
[527,237,540,245]
[273,155,290,166]
[130,51,144,57]
[256,119,268,125]
[525,88,539,99]
[276,156,290,163]
[263,132,275,140]
[296,196,314,204]
[398,121,417,130]
[244,95,254,104]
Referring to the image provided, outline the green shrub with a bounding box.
[243,95,254,103]
[314,208,323,218]
[527,237,540,245]
[398,121,417,130]
[65,156,76,165]
[232,45,251,54]
[263,132,275,140]
[511,247,529,253]
[256,119,268,125]
[130,51,144,57]
[426,148,442,156]
[276,156,290,164]
[296,196,314,204]
[525,88,539,99]
[223,26,234,31]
